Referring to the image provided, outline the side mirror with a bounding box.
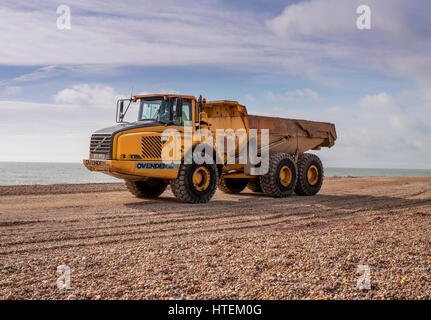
[197,95,203,113]
[119,101,124,114]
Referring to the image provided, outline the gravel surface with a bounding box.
[0,176,430,300]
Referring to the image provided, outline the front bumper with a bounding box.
[83,159,180,180]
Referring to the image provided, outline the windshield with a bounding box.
[137,98,192,126]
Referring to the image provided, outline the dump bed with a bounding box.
[246,115,336,154]
[248,115,337,148]
[204,100,337,154]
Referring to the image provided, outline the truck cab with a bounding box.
[84,94,197,179]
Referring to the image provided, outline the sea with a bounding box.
[0,162,431,186]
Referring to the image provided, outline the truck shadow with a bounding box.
[240,192,431,211]
[120,193,431,237]
[124,192,431,216]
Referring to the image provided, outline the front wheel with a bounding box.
[294,153,324,196]
[170,163,219,203]
[259,153,297,197]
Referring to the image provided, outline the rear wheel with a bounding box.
[171,163,219,203]
[125,179,168,198]
[247,179,263,193]
[218,177,248,194]
[294,153,324,196]
[259,153,297,197]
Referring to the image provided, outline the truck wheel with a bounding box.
[259,153,297,197]
[218,177,248,194]
[170,163,219,203]
[125,179,168,198]
[294,153,324,196]
[247,179,263,193]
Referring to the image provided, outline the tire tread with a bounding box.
[170,164,219,203]
[294,153,324,196]
[259,152,297,197]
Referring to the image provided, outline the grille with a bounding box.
[90,134,112,159]
[141,136,162,160]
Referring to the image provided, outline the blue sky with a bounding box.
[0,0,431,168]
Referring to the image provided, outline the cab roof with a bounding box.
[132,94,196,101]
[131,94,242,107]
[205,100,239,105]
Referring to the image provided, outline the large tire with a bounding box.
[295,153,324,196]
[125,179,168,198]
[259,153,297,197]
[171,163,219,203]
[218,177,248,194]
[247,179,263,193]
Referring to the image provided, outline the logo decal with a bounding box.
[94,136,108,151]
[136,162,179,170]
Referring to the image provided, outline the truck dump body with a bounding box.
[203,100,337,155]
[247,115,337,154]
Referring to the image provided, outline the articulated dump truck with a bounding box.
[84,94,337,203]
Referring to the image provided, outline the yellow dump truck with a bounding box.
[84,94,336,203]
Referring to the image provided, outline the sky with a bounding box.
[0,0,431,168]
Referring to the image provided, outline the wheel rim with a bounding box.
[307,165,319,185]
[192,166,211,191]
[279,165,293,187]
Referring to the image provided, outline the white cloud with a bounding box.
[0,86,21,97]
[243,94,255,102]
[0,100,72,110]
[0,1,269,67]
[266,88,321,102]
[10,66,58,83]
[265,0,431,99]
[266,0,356,40]
[53,84,124,108]
[295,88,321,101]
[0,0,429,94]
[0,83,125,162]
[359,92,402,112]
[1,84,124,111]
[371,54,431,101]
[266,0,414,43]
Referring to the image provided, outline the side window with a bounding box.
[138,100,162,121]
[173,99,192,126]
[182,100,192,126]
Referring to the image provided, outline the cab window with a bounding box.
[173,99,192,126]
